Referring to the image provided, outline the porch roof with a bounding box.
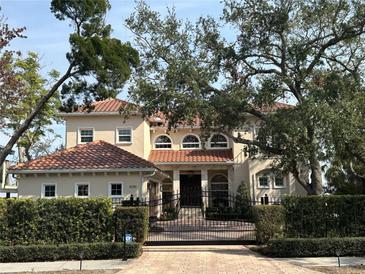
[148,149,233,164]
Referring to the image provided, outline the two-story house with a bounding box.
[9,99,306,205]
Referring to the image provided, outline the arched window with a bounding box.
[210,174,229,207]
[210,134,228,148]
[181,134,200,149]
[154,135,172,149]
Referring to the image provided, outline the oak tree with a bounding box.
[126,0,365,194]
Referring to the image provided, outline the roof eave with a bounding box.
[153,161,234,166]
[60,111,141,117]
[9,167,157,174]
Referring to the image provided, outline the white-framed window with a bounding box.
[154,135,172,149]
[274,176,285,188]
[79,128,94,143]
[181,134,200,149]
[209,134,228,148]
[116,127,132,144]
[75,183,90,197]
[109,182,123,197]
[41,183,57,198]
[258,176,270,188]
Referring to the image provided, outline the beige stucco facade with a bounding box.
[58,112,307,202]
[11,108,306,203]
[65,115,149,159]
[17,171,163,205]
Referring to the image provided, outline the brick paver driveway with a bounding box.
[118,245,322,274]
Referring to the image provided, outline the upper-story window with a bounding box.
[155,135,172,149]
[182,134,201,149]
[210,134,228,148]
[117,128,132,144]
[79,128,94,143]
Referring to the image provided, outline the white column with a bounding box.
[201,169,208,191]
[173,169,180,194]
[156,181,162,218]
[251,174,256,203]
[201,169,208,208]
[141,176,148,201]
[227,167,234,194]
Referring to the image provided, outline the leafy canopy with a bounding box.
[126,0,365,194]
[0,0,139,166]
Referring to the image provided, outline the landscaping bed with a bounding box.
[259,237,365,257]
[309,266,365,274]
[0,242,142,262]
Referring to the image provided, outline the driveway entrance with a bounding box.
[147,189,256,244]
[117,246,322,274]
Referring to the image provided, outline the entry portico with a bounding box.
[148,149,234,207]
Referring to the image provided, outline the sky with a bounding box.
[0,0,224,157]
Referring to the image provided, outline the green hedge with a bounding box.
[283,195,365,238]
[113,206,149,243]
[253,205,285,244]
[0,198,149,246]
[0,199,6,245]
[0,242,142,262]
[0,198,113,245]
[267,237,365,257]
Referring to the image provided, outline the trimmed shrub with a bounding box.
[3,198,113,245]
[235,182,252,219]
[0,242,142,262]
[282,195,365,238]
[253,205,285,244]
[0,199,7,245]
[113,206,148,243]
[267,237,365,257]
[0,198,149,248]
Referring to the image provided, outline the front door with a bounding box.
[180,174,201,207]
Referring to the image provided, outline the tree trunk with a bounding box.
[24,143,32,162]
[17,145,26,163]
[308,158,323,195]
[0,65,73,167]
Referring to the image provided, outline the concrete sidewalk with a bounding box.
[0,259,130,273]
[275,256,365,267]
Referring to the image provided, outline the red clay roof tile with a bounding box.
[148,149,233,163]
[10,140,158,172]
[75,98,129,113]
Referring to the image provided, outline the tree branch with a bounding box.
[0,64,74,166]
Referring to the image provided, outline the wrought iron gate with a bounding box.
[146,189,256,245]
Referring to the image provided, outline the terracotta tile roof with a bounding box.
[149,149,233,164]
[73,99,293,115]
[260,102,294,112]
[75,98,130,113]
[148,103,293,127]
[9,141,158,172]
